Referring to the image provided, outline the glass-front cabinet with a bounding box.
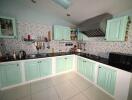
[0,16,17,38]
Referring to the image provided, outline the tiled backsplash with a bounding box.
[83,17,132,58]
[0,21,76,55]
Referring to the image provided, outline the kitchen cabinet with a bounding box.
[105,16,128,41]
[25,61,40,81]
[56,56,73,73]
[0,63,21,88]
[25,58,52,81]
[0,16,17,39]
[97,64,117,95]
[53,25,71,40]
[78,32,88,41]
[39,58,52,77]
[77,57,95,81]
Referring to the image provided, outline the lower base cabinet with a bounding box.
[77,57,95,81]
[0,63,21,88]
[97,65,117,96]
[24,58,52,81]
[56,56,73,73]
[25,61,40,81]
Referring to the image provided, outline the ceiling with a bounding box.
[0,0,132,25]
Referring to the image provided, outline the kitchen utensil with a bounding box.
[18,50,26,59]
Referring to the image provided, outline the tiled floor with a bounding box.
[0,71,114,100]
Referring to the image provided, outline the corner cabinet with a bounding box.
[53,25,71,40]
[56,55,73,73]
[97,64,117,96]
[105,16,128,41]
[77,57,96,81]
[24,58,52,81]
[0,16,17,39]
[0,62,22,88]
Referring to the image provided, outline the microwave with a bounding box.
[108,52,132,72]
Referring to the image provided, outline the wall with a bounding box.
[0,21,76,55]
[83,16,132,58]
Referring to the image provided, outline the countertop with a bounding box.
[0,52,131,73]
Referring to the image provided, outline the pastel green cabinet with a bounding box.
[56,56,73,73]
[84,59,95,81]
[0,16,17,39]
[97,65,117,95]
[25,61,40,81]
[0,63,21,88]
[25,58,52,81]
[53,25,71,40]
[77,57,95,81]
[106,16,128,41]
[39,58,52,77]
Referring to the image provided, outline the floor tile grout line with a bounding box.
[53,86,62,100]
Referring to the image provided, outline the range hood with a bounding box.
[77,13,113,37]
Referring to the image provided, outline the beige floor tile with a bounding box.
[17,96,31,100]
[70,75,93,91]
[61,72,79,80]
[55,81,80,100]
[31,78,54,94]
[31,87,59,100]
[83,86,114,100]
[69,93,89,100]
[51,74,70,86]
[2,84,30,100]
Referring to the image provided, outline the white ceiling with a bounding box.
[0,0,132,25]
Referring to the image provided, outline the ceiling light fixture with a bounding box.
[52,0,71,9]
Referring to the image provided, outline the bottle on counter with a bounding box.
[13,51,16,60]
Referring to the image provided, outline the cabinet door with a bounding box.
[0,63,21,88]
[56,57,65,73]
[24,61,40,81]
[65,56,73,70]
[78,32,83,41]
[106,16,128,41]
[77,57,84,75]
[84,59,95,81]
[39,58,52,77]
[63,27,71,40]
[97,65,117,95]
[54,25,63,40]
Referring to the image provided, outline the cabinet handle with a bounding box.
[17,64,19,66]
[65,58,67,59]
[99,67,101,68]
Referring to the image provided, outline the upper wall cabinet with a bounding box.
[0,16,17,39]
[53,25,71,40]
[105,16,128,41]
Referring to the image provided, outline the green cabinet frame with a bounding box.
[105,16,128,41]
[39,58,52,77]
[56,56,73,73]
[53,25,71,40]
[77,57,95,81]
[24,58,52,81]
[0,63,21,88]
[0,16,17,39]
[97,65,117,95]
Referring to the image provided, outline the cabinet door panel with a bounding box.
[63,27,71,40]
[65,56,73,70]
[84,60,95,81]
[25,61,40,81]
[97,65,117,95]
[0,63,21,88]
[77,57,84,75]
[39,58,52,77]
[56,57,65,73]
[54,25,63,40]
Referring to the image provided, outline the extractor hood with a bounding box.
[77,13,113,37]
